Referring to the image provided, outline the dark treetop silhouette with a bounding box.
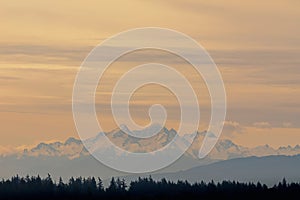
[0,175,299,199]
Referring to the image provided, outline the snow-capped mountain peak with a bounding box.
[1,127,300,161]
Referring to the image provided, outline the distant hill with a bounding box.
[126,155,300,186]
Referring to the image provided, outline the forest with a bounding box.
[0,175,299,199]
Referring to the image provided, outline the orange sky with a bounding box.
[0,0,299,148]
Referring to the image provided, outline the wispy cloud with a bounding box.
[253,122,272,129]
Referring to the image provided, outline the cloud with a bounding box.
[0,76,21,80]
[252,122,272,129]
[222,121,245,136]
[0,44,91,66]
[0,146,18,156]
[283,122,292,128]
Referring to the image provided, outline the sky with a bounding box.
[0,0,299,148]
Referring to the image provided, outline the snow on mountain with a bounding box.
[22,138,89,159]
[85,125,177,153]
[2,127,300,160]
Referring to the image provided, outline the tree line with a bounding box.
[0,175,299,199]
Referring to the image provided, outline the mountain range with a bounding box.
[5,126,300,161]
[0,126,300,183]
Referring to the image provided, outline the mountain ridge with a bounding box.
[1,126,300,162]
[120,154,300,186]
